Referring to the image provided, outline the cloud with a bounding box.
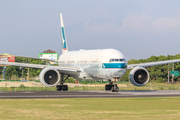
[121,14,152,31]
[81,13,180,34]
[120,14,180,33]
[152,17,180,32]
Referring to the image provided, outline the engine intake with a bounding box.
[129,67,149,86]
[39,68,60,87]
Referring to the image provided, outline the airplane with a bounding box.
[1,13,180,92]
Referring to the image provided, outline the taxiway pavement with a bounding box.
[0,90,180,99]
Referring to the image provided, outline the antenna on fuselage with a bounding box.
[60,13,68,53]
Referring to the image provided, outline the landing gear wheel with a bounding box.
[116,87,119,92]
[111,85,115,92]
[62,85,68,91]
[56,85,68,91]
[112,84,119,92]
[105,85,112,90]
[56,74,70,91]
[56,85,62,91]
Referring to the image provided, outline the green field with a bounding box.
[0,97,180,120]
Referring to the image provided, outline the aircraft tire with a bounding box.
[62,85,68,91]
[112,84,119,92]
[105,85,112,90]
[56,85,62,91]
[111,86,115,92]
[116,87,119,92]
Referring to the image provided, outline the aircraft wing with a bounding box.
[16,56,58,62]
[127,59,180,69]
[0,61,80,75]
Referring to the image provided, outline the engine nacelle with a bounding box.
[39,68,60,87]
[129,67,150,86]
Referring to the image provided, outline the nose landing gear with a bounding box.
[111,84,119,92]
[105,79,119,92]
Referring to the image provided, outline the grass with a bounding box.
[0,97,180,120]
[0,82,180,91]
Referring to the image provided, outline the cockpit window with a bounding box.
[115,59,119,61]
[109,58,126,62]
[120,59,123,61]
[109,59,114,62]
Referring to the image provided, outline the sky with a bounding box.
[0,0,180,60]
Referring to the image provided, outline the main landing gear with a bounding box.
[56,74,70,91]
[105,80,119,92]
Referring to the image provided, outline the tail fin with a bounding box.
[60,13,68,53]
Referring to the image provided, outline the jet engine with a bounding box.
[129,67,149,86]
[39,68,60,87]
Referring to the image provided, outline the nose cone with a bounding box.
[120,63,127,68]
[113,69,127,77]
[102,63,127,78]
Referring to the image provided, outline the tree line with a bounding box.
[0,57,48,80]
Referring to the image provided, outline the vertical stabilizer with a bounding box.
[60,13,68,53]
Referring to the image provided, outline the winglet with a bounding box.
[60,13,68,53]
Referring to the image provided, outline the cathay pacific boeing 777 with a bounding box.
[1,13,180,92]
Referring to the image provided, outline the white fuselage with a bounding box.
[58,49,127,80]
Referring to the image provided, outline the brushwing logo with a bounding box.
[62,27,67,50]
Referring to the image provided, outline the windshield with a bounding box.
[109,58,126,62]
